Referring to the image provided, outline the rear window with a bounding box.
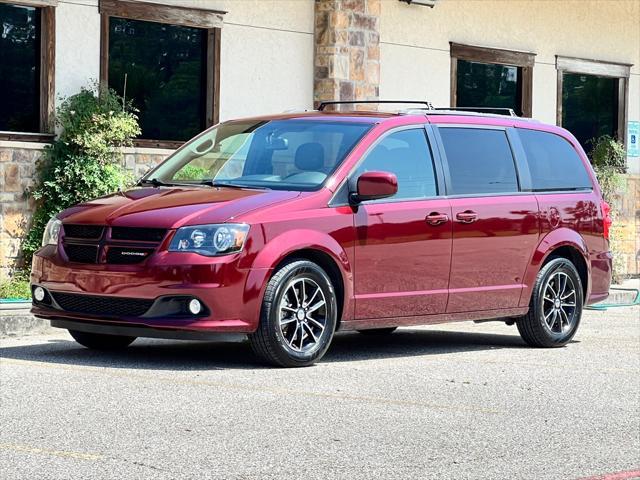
[439,127,519,195]
[518,129,592,191]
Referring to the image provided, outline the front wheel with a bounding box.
[517,257,584,348]
[249,259,338,367]
[69,330,136,350]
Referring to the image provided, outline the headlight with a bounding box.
[169,224,250,256]
[42,218,62,247]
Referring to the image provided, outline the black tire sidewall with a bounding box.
[533,258,584,346]
[264,261,337,366]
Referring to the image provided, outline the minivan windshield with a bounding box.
[145,119,372,191]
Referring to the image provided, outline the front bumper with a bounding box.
[31,246,272,333]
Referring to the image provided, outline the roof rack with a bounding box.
[431,107,518,117]
[317,100,434,111]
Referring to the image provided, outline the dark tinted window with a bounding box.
[519,129,592,191]
[109,18,207,141]
[0,4,40,132]
[439,128,518,195]
[562,73,618,149]
[457,60,522,116]
[356,129,437,200]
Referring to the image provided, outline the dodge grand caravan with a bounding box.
[31,101,613,367]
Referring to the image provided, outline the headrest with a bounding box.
[295,143,325,171]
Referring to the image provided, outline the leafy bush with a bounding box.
[21,87,140,267]
[588,135,628,282]
[588,135,627,203]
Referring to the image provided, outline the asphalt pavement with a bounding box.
[1,306,639,480]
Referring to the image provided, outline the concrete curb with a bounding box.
[0,306,54,337]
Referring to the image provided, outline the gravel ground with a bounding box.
[1,306,639,480]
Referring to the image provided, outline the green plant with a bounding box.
[0,271,31,300]
[21,86,140,267]
[588,135,627,203]
[587,135,628,283]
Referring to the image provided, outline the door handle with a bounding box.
[456,210,478,223]
[425,212,449,226]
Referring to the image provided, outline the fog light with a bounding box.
[33,286,45,302]
[188,299,202,315]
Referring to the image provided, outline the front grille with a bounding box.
[106,247,154,265]
[111,227,167,243]
[63,224,104,240]
[64,244,99,263]
[51,292,153,317]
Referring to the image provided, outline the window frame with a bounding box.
[329,124,446,207]
[0,0,55,142]
[555,55,632,147]
[98,0,225,149]
[450,42,535,118]
[432,124,525,198]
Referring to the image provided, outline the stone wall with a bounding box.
[0,142,170,279]
[314,0,380,107]
[615,175,640,277]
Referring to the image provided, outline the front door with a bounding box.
[436,126,539,313]
[353,127,452,319]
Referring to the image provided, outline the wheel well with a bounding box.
[273,249,346,328]
[544,246,589,298]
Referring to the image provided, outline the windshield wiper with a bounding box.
[203,180,264,189]
[138,178,209,188]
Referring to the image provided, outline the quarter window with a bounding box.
[439,128,519,195]
[518,129,592,191]
[355,129,437,200]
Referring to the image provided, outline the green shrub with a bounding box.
[21,86,140,267]
[0,271,31,300]
[588,135,628,283]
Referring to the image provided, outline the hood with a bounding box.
[58,186,300,228]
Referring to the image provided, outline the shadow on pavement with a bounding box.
[0,327,536,371]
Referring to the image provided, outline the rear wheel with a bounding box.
[517,257,583,347]
[357,327,397,335]
[68,330,136,350]
[249,259,337,367]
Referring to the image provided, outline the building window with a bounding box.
[556,56,631,149]
[99,0,225,148]
[0,0,55,141]
[450,43,535,117]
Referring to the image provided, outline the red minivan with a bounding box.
[31,102,613,367]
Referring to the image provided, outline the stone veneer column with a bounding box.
[314,0,380,109]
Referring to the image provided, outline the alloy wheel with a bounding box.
[542,270,577,334]
[278,277,327,353]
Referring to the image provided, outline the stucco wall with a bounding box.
[379,0,640,168]
[55,0,315,120]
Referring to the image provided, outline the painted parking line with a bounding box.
[577,469,640,480]
[0,442,103,461]
[0,357,500,414]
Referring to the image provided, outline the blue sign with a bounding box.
[628,121,640,157]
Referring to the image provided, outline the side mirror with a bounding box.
[351,171,398,203]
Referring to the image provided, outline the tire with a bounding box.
[248,259,338,367]
[69,330,136,350]
[357,327,397,335]
[517,257,584,348]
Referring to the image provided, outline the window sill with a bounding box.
[0,132,55,143]
[133,139,184,150]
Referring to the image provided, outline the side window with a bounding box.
[355,129,437,200]
[518,129,593,191]
[439,127,519,195]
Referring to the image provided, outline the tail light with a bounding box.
[601,201,612,240]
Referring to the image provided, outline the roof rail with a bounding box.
[317,100,434,111]
[431,107,518,117]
